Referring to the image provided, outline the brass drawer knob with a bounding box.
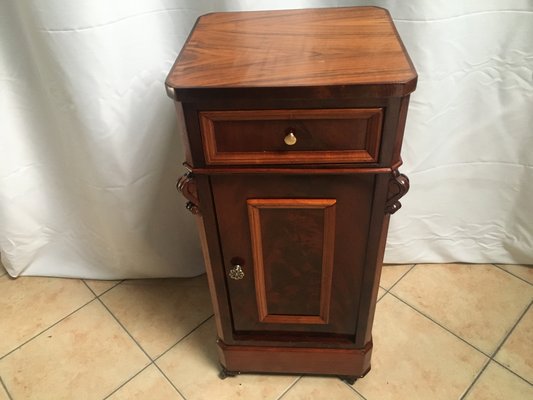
[284,131,297,146]
[229,264,245,280]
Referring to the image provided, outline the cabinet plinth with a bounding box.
[166,6,416,380]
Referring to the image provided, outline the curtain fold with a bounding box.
[1,0,532,278]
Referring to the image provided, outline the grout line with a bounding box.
[97,290,213,399]
[388,292,491,357]
[82,279,125,298]
[0,296,97,361]
[275,376,303,400]
[94,293,183,397]
[152,315,215,400]
[490,301,531,359]
[388,276,533,393]
[347,388,366,400]
[376,264,416,303]
[385,263,416,293]
[376,292,385,303]
[152,362,189,400]
[95,296,155,362]
[102,362,153,399]
[81,279,98,296]
[94,298,194,399]
[491,358,533,386]
[97,287,202,400]
[0,376,13,400]
[80,279,104,298]
[459,357,491,400]
[492,264,532,286]
[341,376,368,400]
[153,314,214,363]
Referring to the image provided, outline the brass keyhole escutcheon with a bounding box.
[284,130,297,146]
[229,264,245,280]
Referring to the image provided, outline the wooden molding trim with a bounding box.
[247,198,336,325]
[199,108,383,165]
[217,338,372,377]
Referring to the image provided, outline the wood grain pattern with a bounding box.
[247,199,336,325]
[166,7,417,99]
[199,108,382,165]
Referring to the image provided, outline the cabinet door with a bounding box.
[211,174,375,344]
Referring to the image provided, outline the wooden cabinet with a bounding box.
[166,7,417,382]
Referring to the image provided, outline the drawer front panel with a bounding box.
[200,109,382,165]
[211,174,375,341]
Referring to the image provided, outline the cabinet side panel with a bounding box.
[355,173,390,347]
[392,95,411,165]
[193,175,235,342]
[173,102,194,166]
[182,103,206,167]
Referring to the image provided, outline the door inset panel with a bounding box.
[247,199,336,325]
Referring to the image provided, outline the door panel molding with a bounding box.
[247,198,336,325]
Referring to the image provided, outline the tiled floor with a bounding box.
[0,262,531,400]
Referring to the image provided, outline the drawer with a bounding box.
[199,108,383,165]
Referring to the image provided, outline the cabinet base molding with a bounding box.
[217,339,372,377]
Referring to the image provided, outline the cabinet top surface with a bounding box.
[166,7,417,95]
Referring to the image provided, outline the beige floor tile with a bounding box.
[377,287,386,301]
[0,275,94,357]
[379,264,413,289]
[101,275,212,359]
[0,382,10,400]
[107,364,184,400]
[353,295,487,400]
[283,377,364,400]
[157,318,297,400]
[495,305,533,383]
[391,264,533,354]
[464,361,533,400]
[496,264,533,284]
[0,300,150,400]
[84,279,122,295]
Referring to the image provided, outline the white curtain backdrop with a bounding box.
[1,0,532,278]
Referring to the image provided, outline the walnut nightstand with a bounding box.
[165,6,417,383]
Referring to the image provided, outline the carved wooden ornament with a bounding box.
[177,172,201,215]
[385,169,410,214]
